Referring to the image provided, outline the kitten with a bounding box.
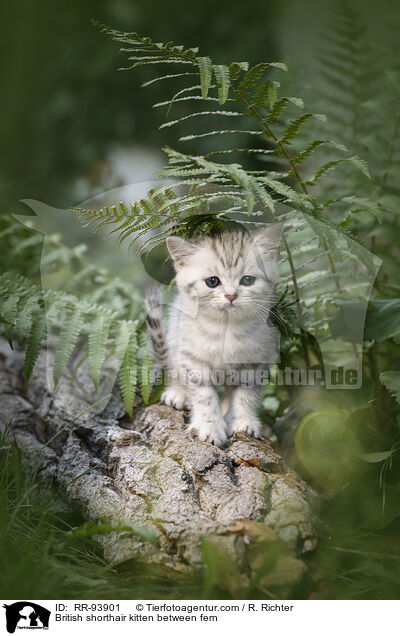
[145,224,283,446]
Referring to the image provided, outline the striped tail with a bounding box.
[145,287,169,366]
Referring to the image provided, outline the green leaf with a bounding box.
[342,196,382,221]
[140,352,153,404]
[293,140,348,165]
[137,332,154,405]
[159,110,241,129]
[213,64,231,104]
[117,321,138,418]
[88,313,112,390]
[380,371,400,405]
[348,155,370,179]
[68,519,159,545]
[1,294,19,347]
[360,450,394,463]
[260,175,313,210]
[279,113,327,145]
[306,155,369,185]
[15,298,39,345]
[24,311,47,382]
[229,61,249,74]
[268,62,288,72]
[197,57,213,98]
[364,299,400,342]
[268,85,277,110]
[142,72,198,87]
[237,63,269,96]
[179,129,263,141]
[53,309,84,387]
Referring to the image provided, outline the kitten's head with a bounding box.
[166,225,283,320]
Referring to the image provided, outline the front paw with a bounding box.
[161,386,187,410]
[188,417,228,447]
[231,416,264,438]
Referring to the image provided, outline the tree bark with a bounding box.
[0,347,319,591]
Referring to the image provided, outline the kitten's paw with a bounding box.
[231,417,263,438]
[188,418,228,447]
[161,386,187,410]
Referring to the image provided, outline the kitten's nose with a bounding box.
[225,294,237,303]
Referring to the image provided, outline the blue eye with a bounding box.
[205,276,220,288]
[240,275,256,286]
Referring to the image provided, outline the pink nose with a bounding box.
[225,294,237,303]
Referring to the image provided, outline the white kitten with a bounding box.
[145,225,283,446]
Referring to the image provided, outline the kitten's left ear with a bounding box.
[166,236,196,269]
[253,223,284,259]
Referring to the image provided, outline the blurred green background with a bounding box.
[1,0,395,211]
[0,0,281,209]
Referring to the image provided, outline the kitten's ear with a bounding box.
[253,223,284,258]
[166,236,196,268]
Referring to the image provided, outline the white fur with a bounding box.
[160,226,282,446]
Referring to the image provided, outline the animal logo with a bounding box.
[3,602,51,633]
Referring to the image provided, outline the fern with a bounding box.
[213,64,231,104]
[0,234,146,413]
[88,313,112,390]
[137,331,154,405]
[2,294,19,347]
[2,14,397,422]
[53,308,85,387]
[65,22,385,372]
[24,310,47,382]
[198,57,213,98]
[299,1,399,294]
[116,320,138,418]
[15,297,39,345]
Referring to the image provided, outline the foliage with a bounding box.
[70,18,384,382]
[0,221,157,415]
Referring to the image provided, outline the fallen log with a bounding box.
[0,347,319,592]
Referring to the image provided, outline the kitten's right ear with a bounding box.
[166,236,196,269]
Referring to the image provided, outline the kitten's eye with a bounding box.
[240,275,256,286]
[205,276,220,288]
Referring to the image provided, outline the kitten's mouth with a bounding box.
[222,302,239,312]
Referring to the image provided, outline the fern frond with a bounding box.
[292,140,348,165]
[252,80,280,109]
[260,176,314,211]
[116,320,138,418]
[348,155,370,179]
[154,95,222,109]
[142,72,198,87]
[306,156,370,185]
[1,294,19,347]
[341,196,383,221]
[88,313,112,390]
[24,311,47,382]
[279,113,327,145]
[237,63,269,96]
[237,62,287,99]
[179,129,263,141]
[203,147,277,158]
[159,110,242,129]
[137,332,154,405]
[53,309,84,387]
[15,297,39,345]
[198,56,213,98]
[94,22,199,65]
[213,64,231,104]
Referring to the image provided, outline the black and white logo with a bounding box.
[3,602,51,634]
